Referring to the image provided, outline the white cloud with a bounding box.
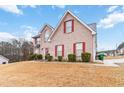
[98,11,124,29]
[0,5,23,15]
[21,5,37,9]
[52,5,66,9]
[98,6,124,29]
[21,25,38,41]
[107,6,118,13]
[0,32,17,41]
[29,5,37,8]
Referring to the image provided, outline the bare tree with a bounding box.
[0,38,34,62]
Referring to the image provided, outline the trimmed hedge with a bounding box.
[47,56,53,61]
[68,54,76,62]
[58,56,63,61]
[30,54,43,60]
[30,54,37,60]
[37,54,43,60]
[45,53,53,61]
[81,52,91,62]
[45,53,50,60]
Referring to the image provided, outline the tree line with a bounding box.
[0,38,34,62]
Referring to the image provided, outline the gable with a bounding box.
[48,10,96,41]
[40,25,54,42]
[40,24,54,34]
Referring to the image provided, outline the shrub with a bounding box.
[30,54,37,60]
[58,56,63,61]
[37,54,43,60]
[81,52,91,62]
[68,54,76,62]
[47,56,53,61]
[45,53,50,60]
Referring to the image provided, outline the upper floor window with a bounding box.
[35,38,40,44]
[45,31,50,41]
[37,38,40,44]
[64,20,74,33]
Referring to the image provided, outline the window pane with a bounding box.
[66,27,71,33]
[76,43,82,49]
[45,31,50,41]
[57,46,62,51]
[66,21,72,27]
[66,21,72,33]
[75,43,83,60]
[57,51,62,56]
[76,49,82,56]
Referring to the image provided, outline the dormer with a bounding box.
[40,24,54,42]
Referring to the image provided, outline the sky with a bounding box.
[0,5,124,51]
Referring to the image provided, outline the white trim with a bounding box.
[48,10,96,41]
[39,24,54,34]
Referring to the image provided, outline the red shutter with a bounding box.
[64,22,66,33]
[55,45,57,57]
[73,43,76,54]
[62,45,64,57]
[83,42,86,53]
[72,20,74,32]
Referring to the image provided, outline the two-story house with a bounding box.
[32,10,97,61]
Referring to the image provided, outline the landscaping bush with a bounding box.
[45,53,50,60]
[47,56,53,61]
[37,54,43,60]
[68,54,76,62]
[81,52,91,62]
[58,56,63,61]
[30,54,37,60]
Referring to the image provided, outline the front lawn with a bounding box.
[0,61,123,86]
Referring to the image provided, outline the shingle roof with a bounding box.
[32,34,40,38]
[117,42,124,49]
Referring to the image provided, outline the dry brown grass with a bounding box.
[0,61,124,87]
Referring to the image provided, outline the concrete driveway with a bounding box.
[103,58,124,67]
[95,58,124,67]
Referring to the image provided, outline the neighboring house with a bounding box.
[32,10,97,61]
[0,55,9,64]
[117,42,124,56]
[97,50,117,56]
[97,42,124,56]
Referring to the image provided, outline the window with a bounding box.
[45,31,50,41]
[55,45,64,57]
[35,38,40,44]
[57,45,62,56]
[37,38,40,44]
[66,21,72,33]
[64,20,74,33]
[75,43,83,59]
[35,39,37,44]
